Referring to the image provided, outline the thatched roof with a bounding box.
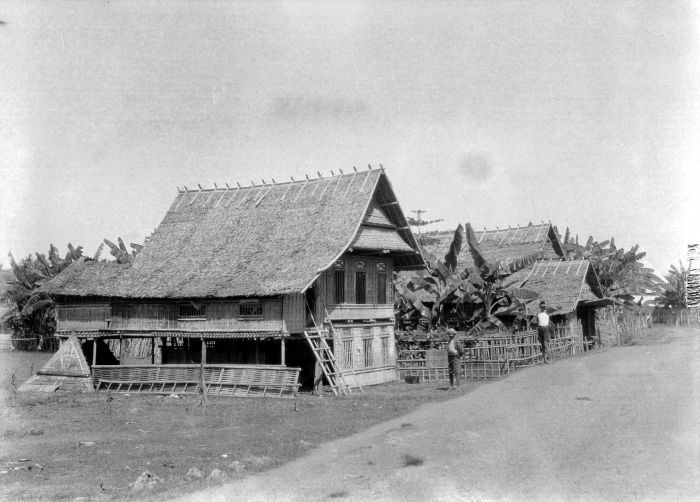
[42,168,422,299]
[419,222,564,270]
[503,259,603,314]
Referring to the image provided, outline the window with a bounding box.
[334,260,345,304]
[363,338,373,367]
[239,299,263,318]
[377,263,387,304]
[179,304,205,318]
[342,339,354,369]
[381,336,390,364]
[355,261,366,304]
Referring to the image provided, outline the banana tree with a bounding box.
[401,224,470,328]
[103,237,142,264]
[399,222,540,333]
[656,262,687,308]
[461,223,541,335]
[2,244,86,345]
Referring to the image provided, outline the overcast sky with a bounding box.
[1,1,698,276]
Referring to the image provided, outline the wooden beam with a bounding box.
[223,187,241,208]
[201,337,207,364]
[360,170,372,190]
[92,338,97,368]
[294,178,310,201]
[281,338,286,366]
[213,187,229,208]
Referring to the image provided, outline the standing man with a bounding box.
[447,329,463,389]
[536,301,551,364]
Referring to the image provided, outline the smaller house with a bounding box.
[503,258,604,341]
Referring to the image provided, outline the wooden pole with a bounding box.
[92,337,97,367]
[199,337,208,405]
[281,337,286,366]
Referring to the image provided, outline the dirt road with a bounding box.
[179,327,699,501]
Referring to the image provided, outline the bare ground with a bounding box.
[179,326,700,502]
[0,348,477,501]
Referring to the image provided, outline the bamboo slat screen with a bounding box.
[92,364,300,398]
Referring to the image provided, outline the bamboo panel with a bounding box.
[93,364,300,398]
[398,367,449,382]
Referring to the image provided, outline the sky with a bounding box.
[1,1,699,277]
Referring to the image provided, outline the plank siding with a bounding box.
[331,322,397,385]
[58,299,284,332]
[57,303,111,331]
[283,293,306,333]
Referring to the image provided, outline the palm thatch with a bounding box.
[419,222,563,272]
[503,259,602,314]
[41,169,422,299]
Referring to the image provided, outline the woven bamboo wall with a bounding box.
[57,303,111,331]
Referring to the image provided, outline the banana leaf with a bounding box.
[443,224,464,273]
[93,242,104,261]
[465,222,487,269]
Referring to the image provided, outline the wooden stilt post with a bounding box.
[281,337,286,366]
[92,337,97,368]
[119,335,123,362]
[151,337,155,364]
[199,338,208,405]
[255,339,260,363]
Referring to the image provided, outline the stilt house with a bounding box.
[39,168,423,395]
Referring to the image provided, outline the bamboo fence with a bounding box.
[397,324,585,382]
[596,307,653,346]
[652,307,700,327]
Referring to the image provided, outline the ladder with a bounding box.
[321,306,363,392]
[304,329,352,396]
[304,297,363,395]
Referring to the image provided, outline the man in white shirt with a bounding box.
[536,301,551,364]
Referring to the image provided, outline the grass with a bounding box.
[0,349,477,501]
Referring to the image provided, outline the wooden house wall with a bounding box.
[57,303,111,331]
[282,293,306,333]
[332,322,397,386]
[322,255,393,306]
[57,298,284,332]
